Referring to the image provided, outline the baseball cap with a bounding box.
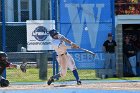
[108,33,113,37]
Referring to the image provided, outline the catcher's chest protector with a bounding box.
[0,62,7,75]
[0,51,8,75]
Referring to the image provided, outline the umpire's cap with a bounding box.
[49,29,58,37]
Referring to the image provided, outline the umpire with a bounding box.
[103,33,117,77]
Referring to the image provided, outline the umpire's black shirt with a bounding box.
[103,40,117,53]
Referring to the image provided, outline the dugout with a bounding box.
[122,24,140,77]
[115,15,140,77]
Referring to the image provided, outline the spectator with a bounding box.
[103,33,117,77]
[123,36,137,76]
[131,0,138,3]
[136,37,140,69]
[115,1,140,15]
[116,3,125,15]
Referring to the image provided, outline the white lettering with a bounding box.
[65,4,104,48]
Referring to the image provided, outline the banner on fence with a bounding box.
[69,51,105,69]
[60,0,113,52]
[26,20,55,51]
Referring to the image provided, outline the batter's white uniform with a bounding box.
[52,34,76,77]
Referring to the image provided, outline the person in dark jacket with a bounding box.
[123,36,137,76]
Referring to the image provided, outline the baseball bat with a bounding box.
[79,48,95,56]
[66,46,95,56]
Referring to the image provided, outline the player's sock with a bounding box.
[72,69,80,82]
[52,73,61,79]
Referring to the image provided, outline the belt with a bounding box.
[56,52,67,56]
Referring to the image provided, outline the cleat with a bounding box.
[77,81,81,85]
[47,77,54,85]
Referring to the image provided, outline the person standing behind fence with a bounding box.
[103,33,117,77]
[47,29,81,85]
[123,36,137,76]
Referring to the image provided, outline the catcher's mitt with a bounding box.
[20,62,27,73]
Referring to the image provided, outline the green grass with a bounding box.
[58,69,99,81]
[7,68,42,82]
[6,68,98,82]
[106,77,140,80]
[6,68,140,82]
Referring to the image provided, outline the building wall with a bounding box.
[0,0,50,52]
[5,0,14,22]
[0,0,50,22]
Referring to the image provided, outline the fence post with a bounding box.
[2,0,6,79]
[39,52,48,80]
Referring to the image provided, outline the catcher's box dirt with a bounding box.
[0,82,140,90]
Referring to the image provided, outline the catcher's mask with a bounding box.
[49,29,58,38]
[0,51,8,62]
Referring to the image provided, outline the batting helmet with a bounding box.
[0,51,8,62]
[49,29,58,38]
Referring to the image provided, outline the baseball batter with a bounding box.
[47,29,81,85]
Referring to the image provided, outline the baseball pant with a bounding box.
[104,53,116,74]
[56,53,76,78]
[129,56,137,75]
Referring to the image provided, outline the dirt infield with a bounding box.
[0,82,140,90]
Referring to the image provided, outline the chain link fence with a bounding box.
[0,0,116,83]
[58,0,115,79]
[0,0,52,82]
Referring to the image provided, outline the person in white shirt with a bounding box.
[47,29,81,85]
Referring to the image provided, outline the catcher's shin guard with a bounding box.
[0,79,9,87]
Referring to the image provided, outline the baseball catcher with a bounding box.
[47,29,81,85]
[0,51,18,87]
